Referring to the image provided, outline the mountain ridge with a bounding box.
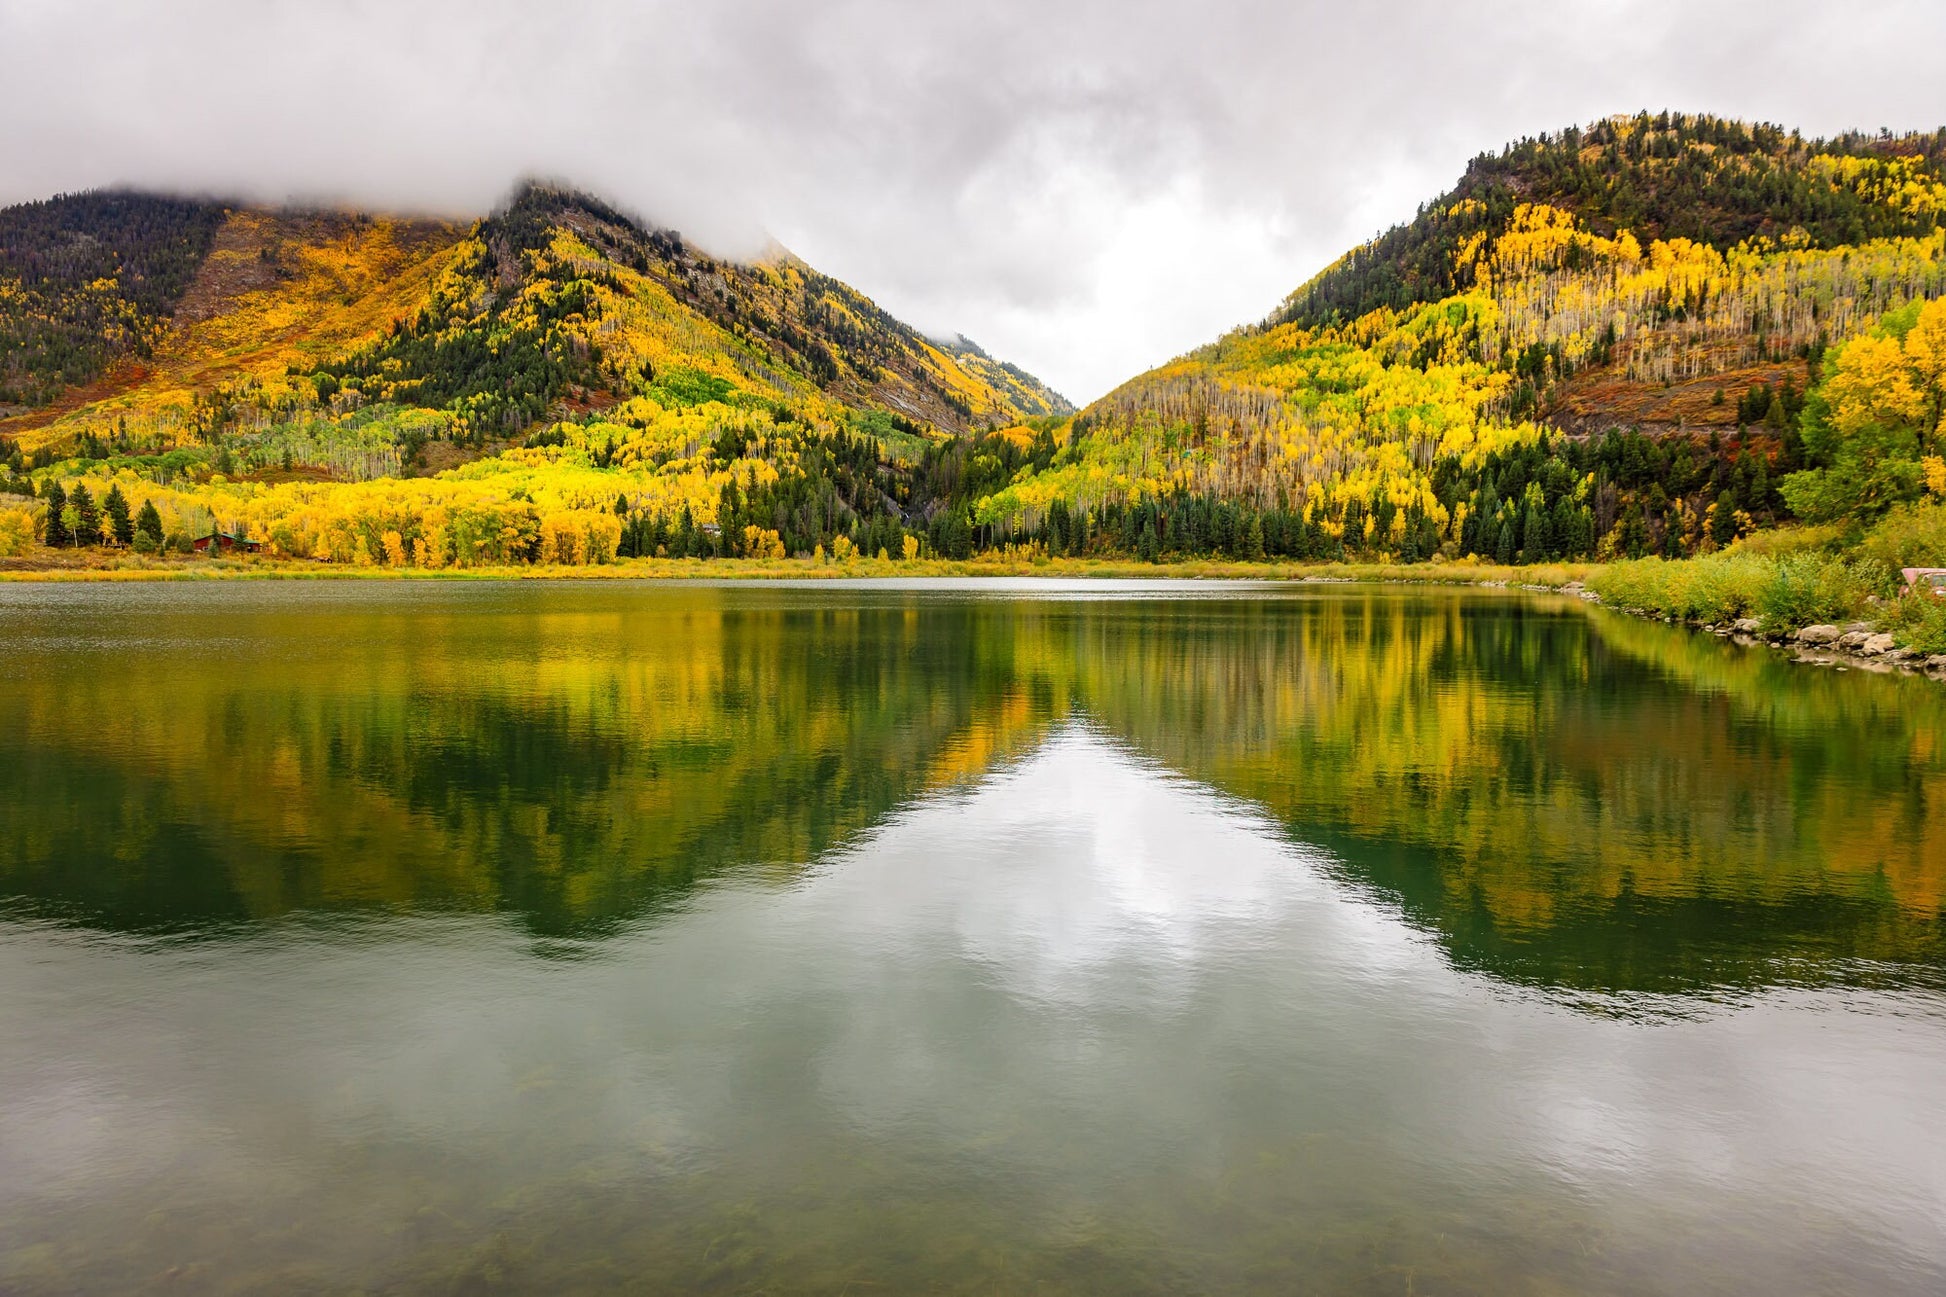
[0,182,1069,444]
[4,111,1944,571]
[943,111,1944,563]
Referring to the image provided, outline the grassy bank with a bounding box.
[0,550,1593,587]
[1585,501,1946,653]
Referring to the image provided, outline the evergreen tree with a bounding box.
[70,484,102,546]
[103,484,133,546]
[135,498,164,550]
[42,480,69,547]
[1710,496,1739,546]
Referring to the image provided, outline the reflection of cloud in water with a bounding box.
[800,724,1430,1007]
[4,729,1946,1292]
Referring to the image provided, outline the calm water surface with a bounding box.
[1,579,1943,1294]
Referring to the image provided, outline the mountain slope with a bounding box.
[8,115,1943,572]
[964,112,1946,563]
[0,184,1068,451]
[0,191,226,414]
[0,184,1073,563]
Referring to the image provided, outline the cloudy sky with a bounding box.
[3,1,1943,403]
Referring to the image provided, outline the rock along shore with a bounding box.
[1565,577,1946,681]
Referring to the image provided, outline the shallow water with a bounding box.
[1,579,1942,1294]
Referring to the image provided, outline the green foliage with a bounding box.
[1886,590,1946,653]
[68,482,101,546]
[1593,551,1778,622]
[1858,500,1946,570]
[134,497,164,550]
[1589,543,1877,629]
[650,367,736,408]
[1757,552,1873,628]
[102,483,133,546]
[1780,389,1924,522]
[40,479,67,546]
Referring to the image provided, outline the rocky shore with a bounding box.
[1561,578,1946,679]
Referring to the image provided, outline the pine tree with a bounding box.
[135,498,165,550]
[1710,496,1739,546]
[69,484,102,546]
[103,484,133,546]
[43,480,69,547]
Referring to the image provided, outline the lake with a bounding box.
[1,579,1943,1294]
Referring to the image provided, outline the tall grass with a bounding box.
[1587,503,1946,642]
[1589,547,1873,629]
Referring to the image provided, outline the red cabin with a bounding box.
[192,532,265,554]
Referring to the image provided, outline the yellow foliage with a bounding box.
[740,525,786,559]
[0,506,36,557]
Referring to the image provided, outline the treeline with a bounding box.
[34,479,166,551]
[1435,424,1795,564]
[1279,112,1946,331]
[0,191,226,406]
[917,373,1813,565]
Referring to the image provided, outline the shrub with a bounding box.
[1731,524,1843,558]
[1858,501,1946,572]
[1589,550,1774,623]
[1886,591,1946,655]
[1756,553,1871,629]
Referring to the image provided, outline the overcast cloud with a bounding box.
[2,0,1943,402]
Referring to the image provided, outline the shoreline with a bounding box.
[9,549,1943,682]
[0,554,1594,586]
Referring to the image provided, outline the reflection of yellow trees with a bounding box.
[1063,592,1946,935]
[0,592,1062,931]
[2,588,1940,985]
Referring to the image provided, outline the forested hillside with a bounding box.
[963,112,1946,565]
[6,113,1946,576]
[0,184,1069,563]
[0,192,225,411]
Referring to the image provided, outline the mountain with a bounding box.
[0,183,1067,449]
[961,112,1946,563]
[0,183,1076,561]
[7,114,1945,571]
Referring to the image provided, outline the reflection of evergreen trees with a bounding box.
[1064,593,1946,997]
[0,595,1039,937]
[3,589,1942,999]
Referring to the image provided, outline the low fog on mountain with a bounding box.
[3,0,1942,400]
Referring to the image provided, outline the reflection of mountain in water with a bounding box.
[1070,595,1946,996]
[1,584,1941,998]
